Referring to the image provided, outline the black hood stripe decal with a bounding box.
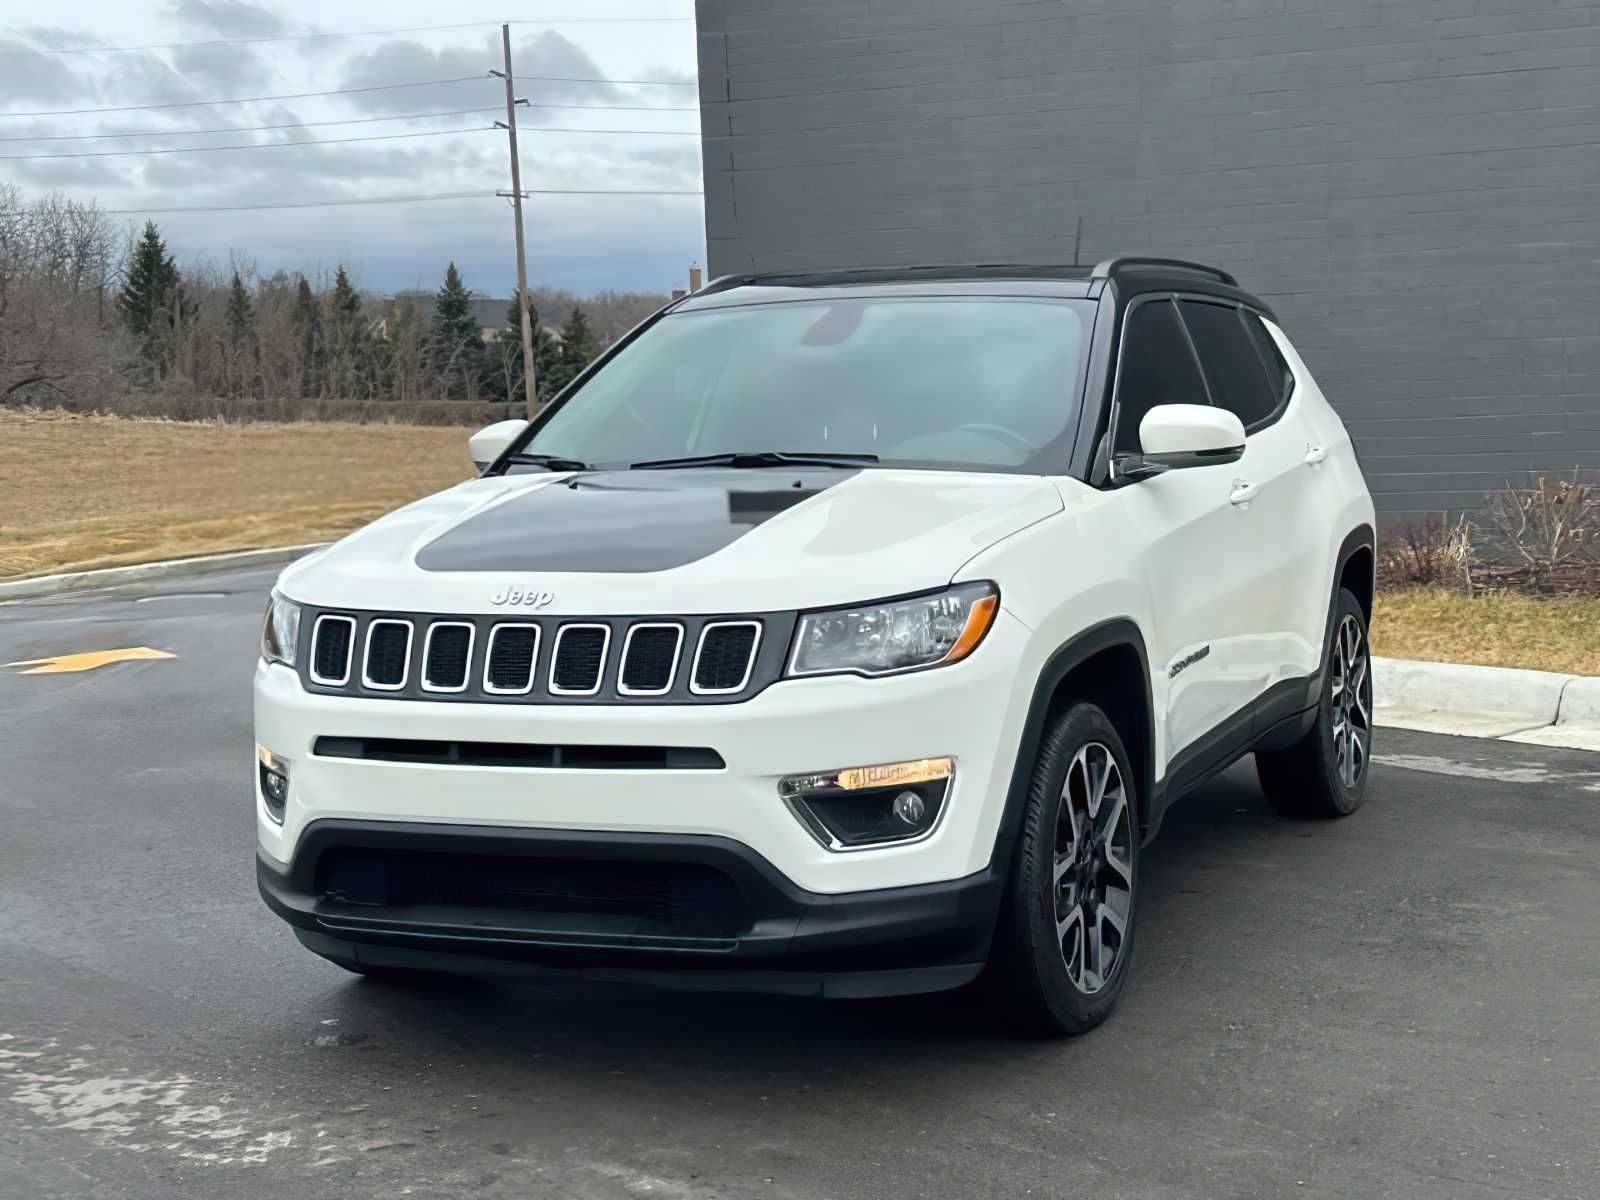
[414,468,859,574]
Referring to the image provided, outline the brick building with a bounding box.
[694,0,1600,516]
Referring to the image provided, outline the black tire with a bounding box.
[987,702,1140,1036]
[1256,587,1373,819]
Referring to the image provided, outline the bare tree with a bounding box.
[0,185,130,405]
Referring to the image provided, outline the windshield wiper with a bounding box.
[630,450,879,470]
[505,452,592,471]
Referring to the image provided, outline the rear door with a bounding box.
[1177,299,1324,706]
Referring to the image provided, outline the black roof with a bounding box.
[679,257,1270,318]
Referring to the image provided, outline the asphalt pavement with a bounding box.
[3,565,1598,1200]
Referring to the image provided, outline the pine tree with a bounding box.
[290,275,321,399]
[548,304,599,394]
[428,261,481,401]
[488,289,562,404]
[118,221,183,373]
[322,265,370,399]
[223,271,258,399]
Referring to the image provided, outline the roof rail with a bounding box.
[694,272,759,296]
[1089,257,1238,287]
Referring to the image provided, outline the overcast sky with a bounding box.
[0,1,703,297]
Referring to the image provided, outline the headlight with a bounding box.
[260,592,302,667]
[787,582,998,678]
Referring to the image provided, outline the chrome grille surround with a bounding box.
[618,622,685,696]
[691,620,764,696]
[482,622,540,696]
[308,614,357,686]
[548,623,611,696]
[361,619,413,692]
[420,621,475,694]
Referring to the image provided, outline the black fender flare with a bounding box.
[1302,523,1377,708]
[987,618,1154,876]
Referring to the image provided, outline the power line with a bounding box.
[0,76,487,118]
[0,106,503,142]
[106,192,493,213]
[0,73,696,119]
[0,101,697,142]
[16,17,695,55]
[0,124,696,159]
[0,125,494,160]
[102,188,704,214]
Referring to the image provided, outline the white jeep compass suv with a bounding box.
[256,258,1376,1034]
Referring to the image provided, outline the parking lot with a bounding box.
[3,565,1598,1200]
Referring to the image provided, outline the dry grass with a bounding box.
[1,408,471,579]
[1373,587,1600,677]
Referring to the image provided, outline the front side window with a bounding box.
[1112,298,1209,454]
[514,296,1092,472]
[1179,300,1280,431]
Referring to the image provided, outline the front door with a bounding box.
[1109,296,1263,764]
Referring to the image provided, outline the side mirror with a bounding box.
[1113,404,1245,483]
[469,418,530,471]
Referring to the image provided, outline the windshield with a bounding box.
[514,295,1091,472]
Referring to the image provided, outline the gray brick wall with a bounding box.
[695,0,1600,517]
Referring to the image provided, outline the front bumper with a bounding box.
[257,820,1002,998]
[254,607,1031,895]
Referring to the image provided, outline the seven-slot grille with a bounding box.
[303,611,773,704]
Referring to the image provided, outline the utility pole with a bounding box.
[491,24,537,419]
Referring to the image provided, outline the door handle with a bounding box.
[1304,443,1328,466]
[1229,479,1258,508]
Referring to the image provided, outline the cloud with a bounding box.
[336,31,627,115]
[125,130,496,200]
[170,0,288,37]
[15,26,108,50]
[170,41,274,91]
[8,158,129,188]
[0,42,85,104]
[100,52,208,107]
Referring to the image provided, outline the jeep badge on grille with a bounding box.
[490,586,554,609]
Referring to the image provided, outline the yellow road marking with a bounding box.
[7,647,176,675]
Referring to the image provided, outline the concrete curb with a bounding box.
[0,544,328,603]
[1374,655,1599,750]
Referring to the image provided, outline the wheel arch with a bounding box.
[1283,523,1377,715]
[991,619,1156,874]
[1337,526,1375,628]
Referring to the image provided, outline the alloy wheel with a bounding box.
[1330,613,1372,789]
[1052,742,1134,995]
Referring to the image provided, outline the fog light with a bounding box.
[892,790,926,826]
[257,746,289,822]
[779,757,953,851]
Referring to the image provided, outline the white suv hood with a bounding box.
[277,467,1061,615]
